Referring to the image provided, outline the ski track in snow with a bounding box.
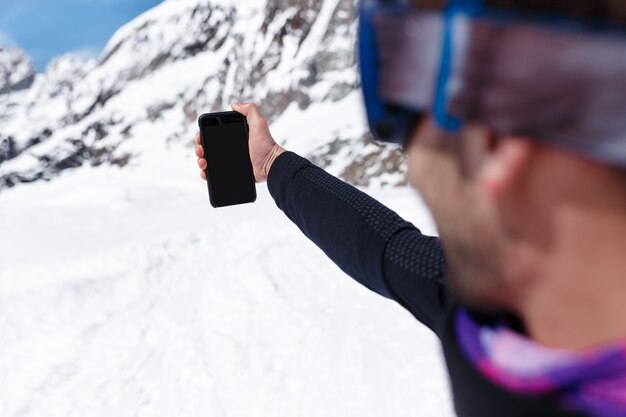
[0,152,453,417]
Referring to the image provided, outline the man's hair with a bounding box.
[486,0,626,24]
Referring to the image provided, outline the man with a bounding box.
[196,0,626,415]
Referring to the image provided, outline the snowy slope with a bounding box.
[1,147,452,417]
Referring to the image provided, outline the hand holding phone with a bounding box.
[195,103,286,205]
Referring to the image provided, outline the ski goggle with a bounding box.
[358,0,626,168]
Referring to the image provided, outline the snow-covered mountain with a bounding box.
[0,0,406,190]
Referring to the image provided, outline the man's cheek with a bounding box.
[407,150,433,190]
[407,157,424,191]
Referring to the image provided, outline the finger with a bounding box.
[232,102,262,124]
[197,158,207,170]
[200,170,207,181]
[231,102,246,114]
[195,132,201,146]
[195,144,204,158]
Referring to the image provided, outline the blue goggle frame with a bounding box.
[358,0,486,146]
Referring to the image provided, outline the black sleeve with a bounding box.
[267,151,450,333]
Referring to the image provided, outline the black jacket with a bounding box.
[267,151,586,417]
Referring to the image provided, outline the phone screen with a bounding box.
[199,112,256,207]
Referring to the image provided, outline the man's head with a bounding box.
[405,117,626,314]
[359,0,626,318]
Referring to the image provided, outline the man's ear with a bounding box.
[479,137,534,199]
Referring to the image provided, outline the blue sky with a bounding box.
[0,0,163,71]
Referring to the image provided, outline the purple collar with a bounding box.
[456,309,626,417]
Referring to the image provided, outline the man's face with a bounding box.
[405,118,512,311]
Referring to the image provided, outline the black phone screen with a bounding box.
[199,112,256,207]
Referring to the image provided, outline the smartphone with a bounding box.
[198,111,256,208]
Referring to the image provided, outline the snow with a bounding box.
[0,143,453,417]
[292,0,341,67]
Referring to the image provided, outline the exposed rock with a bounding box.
[0,46,36,95]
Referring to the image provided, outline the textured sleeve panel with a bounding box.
[383,229,449,332]
[267,151,449,331]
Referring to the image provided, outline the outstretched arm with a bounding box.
[195,103,449,333]
[267,151,449,332]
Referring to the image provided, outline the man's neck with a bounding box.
[520,205,626,351]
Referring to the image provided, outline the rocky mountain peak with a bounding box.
[0,45,37,95]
